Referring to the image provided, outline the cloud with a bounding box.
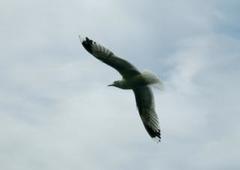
[0,0,240,170]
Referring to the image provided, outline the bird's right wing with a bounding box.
[133,86,161,141]
[79,36,140,79]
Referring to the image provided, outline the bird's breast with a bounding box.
[121,75,149,89]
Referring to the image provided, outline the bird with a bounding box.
[79,36,162,142]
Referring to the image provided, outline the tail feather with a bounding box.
[141,70,164,90]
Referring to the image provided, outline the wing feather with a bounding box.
[80,36,140,79]
[133,86,161,141]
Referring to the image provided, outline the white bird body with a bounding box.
[79,36,162,141]
[110,71,161,89]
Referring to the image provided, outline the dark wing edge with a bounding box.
[79,36,140,79]
[133,86,161,142]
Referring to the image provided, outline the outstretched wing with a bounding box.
[80,36,141,79]
[133,86,161,141]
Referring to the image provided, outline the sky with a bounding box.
[0,0,240,169]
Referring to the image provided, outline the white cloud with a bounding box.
[0,0,240,170]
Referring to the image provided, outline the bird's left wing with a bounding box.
[79,36,141,79]
[133,86,161,141]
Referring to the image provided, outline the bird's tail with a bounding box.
[141,70,164,90]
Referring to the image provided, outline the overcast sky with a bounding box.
[0,0,240,170]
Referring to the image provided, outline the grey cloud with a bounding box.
[0,0,240,170]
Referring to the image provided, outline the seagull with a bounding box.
[79,36,162,141]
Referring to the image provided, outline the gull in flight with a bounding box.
[79,36,162,141]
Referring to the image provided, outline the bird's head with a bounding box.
[108,81,122,88]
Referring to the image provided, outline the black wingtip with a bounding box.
[80,36,93,53]
[145,126,161,142]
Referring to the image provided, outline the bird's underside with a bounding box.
[79,36,161,141]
